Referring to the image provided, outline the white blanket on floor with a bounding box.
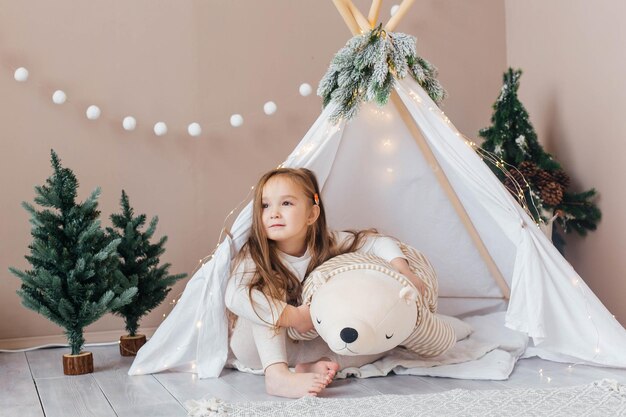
[231,312,528,380]
[340,312,528,380]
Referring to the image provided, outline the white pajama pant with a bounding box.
[230,317,385,372]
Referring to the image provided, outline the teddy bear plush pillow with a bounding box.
[287,242,458,358]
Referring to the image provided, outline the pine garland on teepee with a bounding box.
[318,24,445,122]
[479,68,601,250]
[9,150,136,373]
[107,190,186,355]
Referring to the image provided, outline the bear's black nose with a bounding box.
[340,327,359,344]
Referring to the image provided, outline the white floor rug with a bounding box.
[185,379,626,417]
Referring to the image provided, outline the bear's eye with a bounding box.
[316,318,322,324]
[385,333,393,339]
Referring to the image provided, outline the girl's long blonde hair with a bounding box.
[234,167,374,326]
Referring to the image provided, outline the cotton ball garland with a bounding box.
[14,67,29,82]
[299,83,312,97]
[86,105,101,120]
[263,101,277,115]
[52,90,67,104]
[122,116,137,131]
[230,114,243,127]
[154,122,168,136]
[187,122,202,137]
[390,4,400,16]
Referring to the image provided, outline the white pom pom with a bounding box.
[122,116,137,131]
[299,83,312,97]
[52,90,67,104]
[187,122,202,137]
[230,114,243,127]
[14,67,29,82]
[263,101,277,115]
[86,105,101,120]
[154,122,168,136]
[390,4,400,16]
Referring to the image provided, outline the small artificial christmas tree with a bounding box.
[9,150,136,374]
[107,190,187,355]
[479,68,601,250]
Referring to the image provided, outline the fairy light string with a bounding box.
[406,85,608,376]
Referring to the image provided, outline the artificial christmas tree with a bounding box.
[479,68,601,250]
[9,150,136,374]
[107,190,186,356]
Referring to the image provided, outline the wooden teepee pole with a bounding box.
[344,0,372,30]
[332,0,363,35]
[385,0,417,31]
[368,0,383,26]
[330,0,510,300]
[390,92,511,300]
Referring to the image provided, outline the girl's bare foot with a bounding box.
[265,362,328,398]
[295,358,340,382]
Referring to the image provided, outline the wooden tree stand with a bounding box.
[119,334,146,356]
[63,351,94,375]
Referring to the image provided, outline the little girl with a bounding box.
[225,167,426,398]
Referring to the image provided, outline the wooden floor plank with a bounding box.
[88,345,182,413]
[0,353,44,417]
[94,370,181,411]
[25,347,67,379]
[154,369,248,404]
[353,374,445,395]
[36,375,117,417]
[218,369,282,402]
[321,376,381,398]
[114,402,187,417]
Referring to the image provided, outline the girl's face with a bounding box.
[261,176,319,255]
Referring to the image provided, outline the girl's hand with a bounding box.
[293,304,314,333]
[405,270,427,297]
[390,257,427,297]
[278,304,314,333]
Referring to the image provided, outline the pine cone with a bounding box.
[540,182,564,206]
[504,168,526,193]
[518,161,539,179]
[535,169,555,187]
[552,170,571,190]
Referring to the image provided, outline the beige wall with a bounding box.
[0,1,506,346]
[505,0,626,325]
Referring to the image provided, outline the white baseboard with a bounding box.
[0,327,157,351]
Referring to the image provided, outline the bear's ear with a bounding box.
[310,272,328,287]
[399,286,418,304]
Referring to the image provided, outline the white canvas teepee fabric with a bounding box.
[128,75,626,380]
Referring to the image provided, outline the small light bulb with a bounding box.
[299,83,312,96]
[230,114,244,127]
[154,122,168,136]
[187,122,202,137]
[263,101,277,115]
[86,105,101,120]
[14,67,29,82]
[122,116,137,131]
[52,90,67,104]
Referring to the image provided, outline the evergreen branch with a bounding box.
[319,25,445,122]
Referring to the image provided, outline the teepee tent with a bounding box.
[128,0,626,379]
